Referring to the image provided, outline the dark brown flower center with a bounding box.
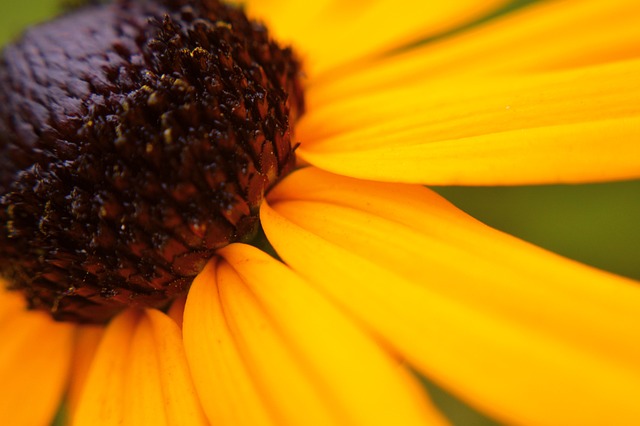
[0,0,304,323]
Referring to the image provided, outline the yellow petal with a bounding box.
[71,310,132,426]
[167,294,187,329]
[243,0,507,77]
[185,254,445,426]
[0,289,75,426]
[262,167,640,426]
[215,259,341,426]
[67,325,104,415]
[72,309,207,426]
[183,261,277,426]
[310,0,640,106]
[299,59,640,185]
[217,243,448,426]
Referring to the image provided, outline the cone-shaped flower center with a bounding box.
[0,0,305,323]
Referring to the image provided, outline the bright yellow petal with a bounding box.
[185,254,446,426]
[216,259,342,426]
[67,325,104,415]
[72,309,207,426]
[0,288,75,426]
[167,294,187,328]
[184,261,276,426]
[242,0,507,77]
[148,310,209,425]
[310,0,640,106]
[72,310,132,426]
[299,59,640,185]
[261,167,640,426]
[217,243,449,426]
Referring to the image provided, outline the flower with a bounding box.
[1,0,640,425]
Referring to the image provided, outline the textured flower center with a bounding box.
[0,0,304,323]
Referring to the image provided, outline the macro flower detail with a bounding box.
[1,0,640,426]
[0,0,303,322]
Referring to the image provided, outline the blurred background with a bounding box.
[2,1,638,425]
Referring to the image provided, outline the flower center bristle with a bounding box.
[0,0,305,323]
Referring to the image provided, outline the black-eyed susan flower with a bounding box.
[1,0,639,425]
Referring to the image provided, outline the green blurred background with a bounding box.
[2,1,638,425]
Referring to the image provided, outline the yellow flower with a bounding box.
[2,0,640,425]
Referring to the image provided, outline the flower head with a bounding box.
[0,0,304,322]
[1,0,640,425]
